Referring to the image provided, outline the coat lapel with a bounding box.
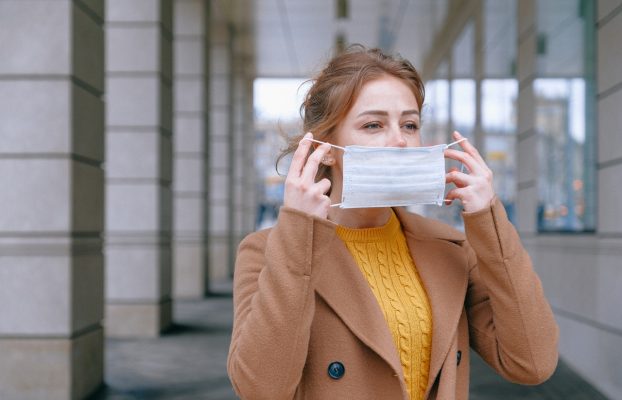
[395,208,469,397]
[314,237,405,381]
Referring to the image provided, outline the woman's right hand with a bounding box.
[283,132,332,219]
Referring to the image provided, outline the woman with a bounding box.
[227,46,558,400]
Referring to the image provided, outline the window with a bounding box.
[482,79,518,221]
[535,0,596,232]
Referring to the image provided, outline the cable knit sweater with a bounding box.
[336,210,432,400]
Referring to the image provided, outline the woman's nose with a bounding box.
[387,125,407,147]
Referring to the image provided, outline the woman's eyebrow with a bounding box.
[357,110,388,117]
[356,109,420,117]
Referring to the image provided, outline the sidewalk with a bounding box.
[93,289,608,400]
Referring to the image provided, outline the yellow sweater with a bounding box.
[336,210,432,400]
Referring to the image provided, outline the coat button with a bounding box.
[457,350,462,366]
[327,361,345,379]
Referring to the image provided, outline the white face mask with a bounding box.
[305,138,465,209]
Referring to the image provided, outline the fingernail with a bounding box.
[305,132,313,138]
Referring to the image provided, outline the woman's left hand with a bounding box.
[444,131,496,213]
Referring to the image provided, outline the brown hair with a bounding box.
[277,44,426,185]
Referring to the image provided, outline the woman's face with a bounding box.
[333,75,421,148]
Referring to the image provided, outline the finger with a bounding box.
[445,187,467,202]
[452,131,487,166]
[301,142,331,182]
[448,166,460,174]
[445,170,475,188]
[289,132,313,178]
[316,178,332,195]
[444,148,485,175]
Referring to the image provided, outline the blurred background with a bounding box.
[0,0,620,399]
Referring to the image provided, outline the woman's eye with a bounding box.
[363,122,382,129]
[403,122,420,131]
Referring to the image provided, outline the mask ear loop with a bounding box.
[303,137,346,151]
[446,137,467,148]
[446,137,468,173]
[444,137,469,204]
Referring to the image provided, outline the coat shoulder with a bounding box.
[238,227,271,251]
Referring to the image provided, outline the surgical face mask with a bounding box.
[305,138,465,208]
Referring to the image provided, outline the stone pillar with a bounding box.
[241,73,257,237]
[208,3,255,285]
[232,53,257,265]
[473,0,485,153]
[231,61,245,278]
[208,16,233,282]
[230,2,257,268]
[172,0,210,298]
[0,1,105,398]
[515,0,538,235]
[596,0,621,235]
[105,0,173,337]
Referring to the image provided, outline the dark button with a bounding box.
[327,361,345,379]
[457,350,462,366]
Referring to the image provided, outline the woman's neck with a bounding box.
[328,186,392,228]
[328,206,392,229]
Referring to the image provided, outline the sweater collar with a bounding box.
[335,210,401,242]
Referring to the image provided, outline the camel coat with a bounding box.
[227,198,559,399]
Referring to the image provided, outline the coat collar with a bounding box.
[314,208,469,398]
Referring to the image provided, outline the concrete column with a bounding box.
[213,7,256,282]
[105,0,174,337]
[240,74,257,237]
[473,0,485,153]
[172,0,210,298]
[208,15,232,282]
[515,0,538,235]
[596,0,622,235]
[231,53,256,276]
[0,1,105,398]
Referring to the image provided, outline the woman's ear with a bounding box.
[321,150,335,166]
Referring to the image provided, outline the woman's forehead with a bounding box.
[350,77,420,114]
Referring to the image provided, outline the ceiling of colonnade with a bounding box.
[253,0,449,78]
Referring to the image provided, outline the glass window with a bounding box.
[482,79,518,221]
[451,79,476,140]
[253,78,308,229]
[418,62,455,225]
[535,0,596,232]
[482,79,517,133]
[451,22,475,141]
[481,0,519,223]
[422,77,449,146]
[429,23,476,230]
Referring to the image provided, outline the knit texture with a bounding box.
[336,210,432,400]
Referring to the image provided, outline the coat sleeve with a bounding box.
[462,197,559,385]
[227,207,336,400]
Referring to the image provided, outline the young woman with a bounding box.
[227,46,558,400]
